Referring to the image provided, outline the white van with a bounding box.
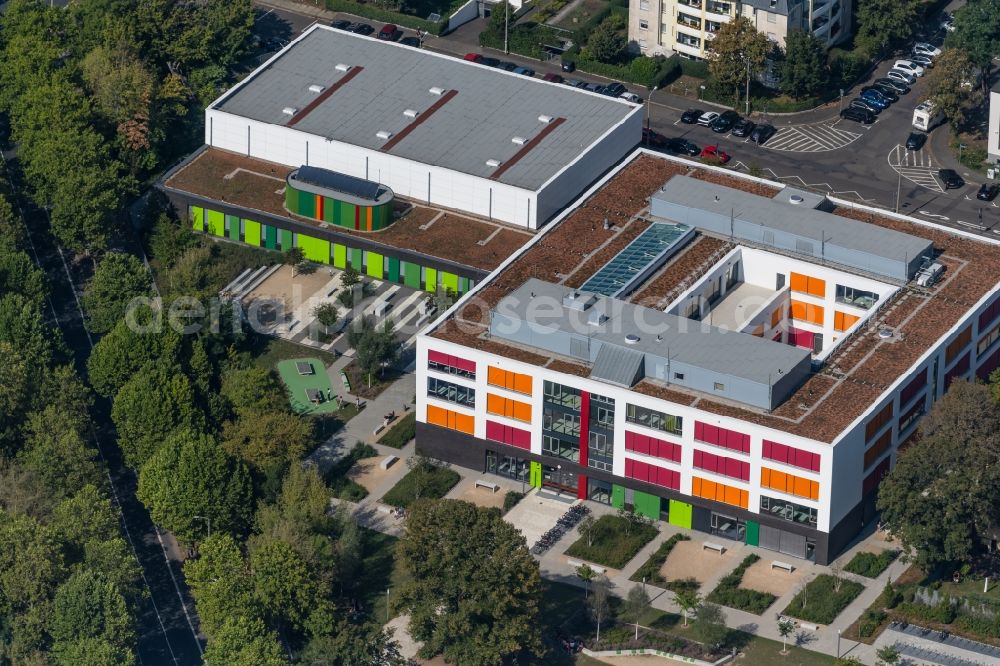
[912,101,944,131]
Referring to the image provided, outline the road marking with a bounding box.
[888,145,944,193]
[763,123,861,152]
[255,7,273,21]
[918,210,949,221]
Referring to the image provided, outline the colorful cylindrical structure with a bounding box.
[285,165,394,231]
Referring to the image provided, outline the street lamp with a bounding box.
[838,88,844,114]
[504,0,509,55]
[895,148,908,213]
[386,588,391,623]
[645,86,658,132]
[959,143,967,164]
[745,58,751,116]
[836,629,841,658]
[193,515,211,539]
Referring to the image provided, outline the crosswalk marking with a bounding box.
[763,123,862,152]
[889,145,944,193]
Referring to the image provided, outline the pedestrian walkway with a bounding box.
[889,144,944,193]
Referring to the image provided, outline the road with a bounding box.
[256,0,999,240]
[0,122,204,666]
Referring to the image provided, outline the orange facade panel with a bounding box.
[834,311,861,332]
[692,476,749,509]
[426,404,474,434]
[487,366,533,395]
[486,393,532,423]
[791,272,826,297]
[946,326,972,364]
[771,306,782,328]
[791,300,824,326]
[761,467,819,500]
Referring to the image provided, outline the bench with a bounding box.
[702,541,725,554]
[380,456,398,471]
[373,424,386,436]
[475,479,499,493]
[377,505,392,515]
[771,560,795,573]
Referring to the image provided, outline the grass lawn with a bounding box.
[844,549,899,578]
[381,464,460,508]
[251,335,338,369]
[277,358,341,415]
[552,0,609,29]
[324,442,378,501]
[565,514,658,570]
[344,359,404,401]
[783,574,865,624]
[629,533,690,585]
[378,412,415,449]
[739,636,839,665]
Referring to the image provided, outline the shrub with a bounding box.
[858,608,887,637]
[565,514,658,569]
[783,575,864,624]
[380,412,415,449]
[705,554,776,615]
[895,599,956,625]
[629,533,690,584]
[954,612,1000,639]
[503,491,524,513]
[844,550,899,578]
[381,461,460,508]
[324,441,378,501]
[323,0,446,34]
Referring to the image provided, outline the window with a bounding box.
[428,350,475,379]
[863,458,890,495]
[978,322,1000,357]
[588,432,613,472]
[979,295,1000,331]
[488,366,532,394]
[677,12,700,28]
[946,326,972,365]
[639,19,649,29]
[626,404,683,435]
[543,381,581,410]
[865,403,893,441]
[898,400,924,434]
[426,404,474,434]
[864,430,892,469]
[639,0,649,9]
[762,440,821,472]
[674,372,685,380]
[833,311,861,332]
[692,476,748,508]
[760,495,817,527]
[899,369,928,408]
[760,467,820,500]
[542,435,579,462]
[676,31,701,47]
[543,408,580,437]
[835,285,878,309]
[427,377,475,407]
[713,382,725,391]
[766,11,776,22]
[487,394,532,422]
[694,421,750,454]
[590,393,615,426]
[767,32,777,41]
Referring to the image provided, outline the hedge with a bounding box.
[379,412,415,449]
[629,533,690,584]
[381,463,460,508]
[503,491,524,513]
[565,514,658,569]
[479,25,557,60]
[844,550,899,579]
[706,554,776,615]
[324,441,379,501]
[783,575,864,624]
[323,0,446,34]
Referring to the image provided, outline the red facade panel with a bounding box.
[762,439,821,472]
[944,351,971,390]
[625,458,680,491]
[485,420,530,450]
[624,431,681,463]
[695,421,750,454]
[899,369,928,408]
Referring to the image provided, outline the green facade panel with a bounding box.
[441,271,458,295]
[529,462,542,488]
[668,500,693,529]
[206,209,224,237]
[342,202,357,229]
[280,229,293,251]
[244,220,261,246]
[459,276,469,294]
[387,257,400,283]
[264,225,277,250]
[745,520,759,547]
[191,206,204,231]
[403,262,421,289]
[323,196,336,224]
[350,248,363,269]
[298,234,330,264]
[333,243,347,269]
[425,267,437,292]
[366,252,383,279]
[611,484,625,510]
[226,214,240,241]
[299,192,316,219]
[633,490,660,521]
[373,202,393,230]
[284,184,298,212]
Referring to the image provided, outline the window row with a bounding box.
[762,440,820,473]
[485,421,531,450]
[694,449,750,482]
[427,350,476,379]
[542,435,579,463]
[946,326,972,365]
[625,458,680,491]
[864,430,892,470]
[899,369,927,408]
[790,272,826,298]
[543,409,580,437]
[543,381,582,410]
[898,400,924,435]
[488,366,532,395]
[624,431,681,463]
[426,405,474,435]
[694,421,750,454]
[865,402,894,441]
[692,476,749,509]
[978,321,1000,358]
[588,431,613,472]
[760,495,818,527]
[625,404,683,435]
[863,458,890,496]
[487,394,532,423]
[427,377,476,408]
[760,467,819,501]
[979,294,1000,331]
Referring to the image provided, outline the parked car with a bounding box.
[913,42,942,57]
[700,145,731,163]
[496,61,518,71]
[399,36,421,47]
[584,82,605,93]
[840,107,875,124]
[619,92,642,103]
[862,85,898,103]
[977,183,1000,201]
[542,72,563,83]
[642,128,668,148]
[512,66,535,77]
[710,110,741,133]
[350,22,375,35]
[886,69,917,85]
[940,14,955,32]
[680,108,704,124]
[563,78,586,88]
[665,137,699,156]
[264,37,288,51]
[860,89,890,109]
[330,19,352,30]
[939,169,964,189]
[909,54,934,69]
[905,132,927,150]
[697,111,720,126]
[894,60,925,77]
[874,78,910,94]
[749,123,776,144]
[561,60,575,72]
[850,98,882,114]
[602,82,627,97]
[377,24,402,40]
[731,118,755,137]
[464,52,483,63]
[480,57,501,67]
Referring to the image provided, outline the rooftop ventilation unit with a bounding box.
[562,291,597,311]
[308,84,326,93]
[375,130,392,140]
[511,136,527,145]
[403,109,418,118]
[334,63,351,72]
[587,310,608,326]
[538,114,553,124]
[485,159,502,167]
[916,262,944,287]
[282,107,297,116]
[789,195,804,205]
[624,334,640,345]
[429,86,445,95]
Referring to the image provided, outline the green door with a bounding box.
[633,490,660,521]
[366,251,383,279]
[206,209,224,237]
[387,257,400,283]
[529,462,542,488]
[226,215,240,241]
[333,243,347,269]
[611,484,625,510]
[350,248,363,270]
[668,500,693,529]
[403,262,421,289]
[425,267,437,292]
[745,520,759,546]
[440,271,458,295]
[244,220,261,246]
[191,206,204,231]
[280,229,293,251]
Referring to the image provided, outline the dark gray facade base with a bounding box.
[417,422,863,566]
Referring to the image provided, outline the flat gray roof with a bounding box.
[213,26,638,191]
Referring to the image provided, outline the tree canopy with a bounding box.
[777,30,828,99]
[921,48,982,127]
[82,252,153,333]
[855,0,921,56]
[946,0,1000,73]
[707,17,773,104]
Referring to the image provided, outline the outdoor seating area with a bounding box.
[276,357,341,415]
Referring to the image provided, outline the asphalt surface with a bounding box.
[0,121,204,666]
[258,1,1000,240]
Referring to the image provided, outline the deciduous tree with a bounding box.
[707,17,770,106]
[855,0,920,56]
[50,569,135,664]
[83,252,153,334]
[587,20,626,64]
[918,48,981,129]
[622,584,650,640]
[691,602,727,651]
[201,615,286,666]
[17,406,101,497]
[946,0,1000,78]
[221,410,312,477]
[87,314,182,398]
[777,30,828,99]
[184,533,256,639]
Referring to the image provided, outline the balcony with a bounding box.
[677,12,702,29]
[705,20,722,33]
[675,29,702,49]
[673,40,704,57]
[678,0,702,8]
[706,1,732,15]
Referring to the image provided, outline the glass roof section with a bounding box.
[580,222,693,297]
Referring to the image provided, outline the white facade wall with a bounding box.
[989,91,1000,164]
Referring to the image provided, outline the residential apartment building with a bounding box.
[628,0,851,60]
[416,152,1000,565]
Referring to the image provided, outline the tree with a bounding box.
[577,563,595,598]
[579,515,597,547]
[221,410,312,478]
[147,212,196,268]
[348,317,400,386]
[777,617,795,654]
[922,48,982,128]
[17,405,101,497]
[340,263,361,288]
[877,380,1000,567]
[336,513,364,596]
[876,644,900,665]
[250,539,319,635]
[588,574,612,643]
[50,569,135,664]
[855,0,920,56]
[946,0,1000,79]
[397,499,543,665]
[313,302,339,335]
[87,315,181,398]
[49,485,119,554]
[622,584,650,640]
[674,587,701,627]
[777,30,828,99]
[220,366,286,413]
[183,533,256,639]
[587,20,626,64]
[301,619,407,666]
[137,430,253,543]
[707,17,770,106]
[691,602,727,651]
[201,615,286,666]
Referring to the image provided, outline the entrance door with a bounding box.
[758,524,808,559]
[542,465,578,494]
